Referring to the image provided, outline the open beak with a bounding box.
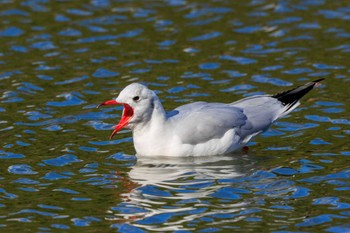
[98,100,134,139]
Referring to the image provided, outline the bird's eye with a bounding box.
[133,96,140,102]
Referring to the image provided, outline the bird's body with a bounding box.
[99,79,323,157]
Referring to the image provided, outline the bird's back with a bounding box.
[169,102,247,145]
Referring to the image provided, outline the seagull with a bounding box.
[98,79,324,157]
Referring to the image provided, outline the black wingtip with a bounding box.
[272,79,324,107]
[311,78,325,83]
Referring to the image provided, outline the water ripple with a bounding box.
[0,0,349,232]
[189,31,222,41]
[8,164,37,174]
[0,26,24,37]
[43,154,82,167]
[46,92,86,107]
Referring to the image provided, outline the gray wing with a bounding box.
[230,95,291,141]
[231,79,324,141]
[168,102,247,145]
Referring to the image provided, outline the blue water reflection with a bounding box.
[110,154,331,231]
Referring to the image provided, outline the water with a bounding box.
[1,0,350,232]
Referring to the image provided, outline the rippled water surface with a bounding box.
[1,0,350,232]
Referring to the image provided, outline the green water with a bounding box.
[0,0,349,232]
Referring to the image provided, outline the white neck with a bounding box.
[132,96,169,156]
[132,95,167,135]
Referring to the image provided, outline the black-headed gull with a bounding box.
[98,79,324,157]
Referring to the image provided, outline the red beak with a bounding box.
[98,100,134,139]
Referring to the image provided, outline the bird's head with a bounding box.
[98,83,158,139]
